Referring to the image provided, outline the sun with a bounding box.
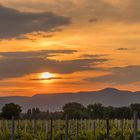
[39,72,54,79]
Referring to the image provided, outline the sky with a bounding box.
[0,0,140,96]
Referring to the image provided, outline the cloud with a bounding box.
[86,65,140,84]
[0,0,140,40]
[2,0,140,24]
[116,48,135,51]
[0,50,108,80]
[81,54,107,58]
[0,50,77,58]
[0,5,70,39]
[116,48,129,51]
[125,0,140,21]
[85,0,140,23]
[30,77,63,81]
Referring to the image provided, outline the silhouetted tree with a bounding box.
[104,106,118,119]
[22,103,140,120]
[27,109,32,119]
[1,103,22,119]
[63,102,87,119]
[31,108,41,119]
[87,103,104,119]
[116,107,131,119]
[130,104,140,117]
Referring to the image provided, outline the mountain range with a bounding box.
[0,88,140,112]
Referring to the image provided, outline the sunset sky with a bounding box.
[0,0,140,96]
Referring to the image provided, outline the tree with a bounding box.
[63,102,87,119]
[87,103,104,119]
[116,107,131,119]
[130,104,140,117]
[27,109,32,119]
[1,103,22,119]
[31,108,41,119]
[130,104,140,111]
[104,106,116,119]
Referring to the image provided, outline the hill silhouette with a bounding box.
[0,88,140,112]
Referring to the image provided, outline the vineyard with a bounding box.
[0,103,140,140]
[0,117,140,140]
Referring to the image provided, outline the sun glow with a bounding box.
[39,72,55,80]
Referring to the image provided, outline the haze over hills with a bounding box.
[0,88,140,112]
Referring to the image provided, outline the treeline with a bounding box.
[25,103,140,120]
[0,102,140,120]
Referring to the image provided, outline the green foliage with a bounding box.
[0,119,139,140]
[0,102,140,139]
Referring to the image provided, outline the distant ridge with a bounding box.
[0,88,140,112]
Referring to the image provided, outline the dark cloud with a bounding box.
[117,48,130,51]
[1,0,140,29]
[86,65,140,84]
[0,50,77,58]
[0,50,108,80]
[0,5,70,39]
[116,48,135,51]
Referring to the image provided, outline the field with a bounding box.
[0,119,140,140]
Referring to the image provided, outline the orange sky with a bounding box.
[0,0,140,96]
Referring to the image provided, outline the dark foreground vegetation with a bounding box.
[0,102,140,140]
[1,102,140,120]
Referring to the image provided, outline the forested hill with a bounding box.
[0,88,140,112]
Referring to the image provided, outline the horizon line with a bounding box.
[0,87,139,98]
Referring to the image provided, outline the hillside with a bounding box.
[0,88,140,112]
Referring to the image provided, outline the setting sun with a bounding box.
[0,0,140,96]
[39,72,55,79]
